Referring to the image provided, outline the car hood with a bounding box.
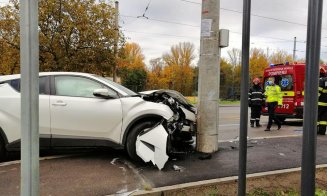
[139,89,195,112]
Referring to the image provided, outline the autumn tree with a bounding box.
[249,48,269,79]
[118,42,147,92]
[146,58,166,89]
[0,0,122,75]
[161,42,196,95]
[269,50,293,64]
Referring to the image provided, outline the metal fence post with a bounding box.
[238,0,251,195]
[301,0,323,195]
[20,0,40,195]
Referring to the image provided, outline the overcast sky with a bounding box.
[119,0,327,65]
[1,0,326,65]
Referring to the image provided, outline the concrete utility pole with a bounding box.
[20,0,39,195]
[113,1,119,82]
[293,37,297,62]
[197,0,220,153]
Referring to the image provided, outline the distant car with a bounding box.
[0,72,196,169]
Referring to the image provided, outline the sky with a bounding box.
[119,0,327,65]
[1,0,327,66]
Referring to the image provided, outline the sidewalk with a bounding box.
[137,135,327,188]
[1,136,327,195]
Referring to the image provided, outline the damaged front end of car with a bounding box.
[137,90,197,170]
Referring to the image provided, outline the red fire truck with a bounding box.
[262,62,327,121]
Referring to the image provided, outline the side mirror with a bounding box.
[93,89,116,99]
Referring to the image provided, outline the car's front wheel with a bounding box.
[126,121,157,162]
[0,137,5,162]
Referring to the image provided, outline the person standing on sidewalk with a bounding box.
[264,77,282,131]
[318,69,327,135]
[248,78,264,127]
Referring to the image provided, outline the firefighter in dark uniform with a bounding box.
[318,68,327,135]
[248,78,264,127]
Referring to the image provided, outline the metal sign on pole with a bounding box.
[238,0,251,195]
[301,0,323,195]
[20,0,40,195]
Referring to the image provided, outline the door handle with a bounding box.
[52,101,67,106]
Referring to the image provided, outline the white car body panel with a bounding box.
[120,97,173,143]
[0,83,51,143]
[136,124,169,170]
[50,95,123,143]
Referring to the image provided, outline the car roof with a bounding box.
[0,72,94,82]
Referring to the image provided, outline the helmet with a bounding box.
[253,78,260,84]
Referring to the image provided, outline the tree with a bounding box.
[161,42,196,95]
[0,0,122,75]
[269,50,293,64]
[249,48,269,79]
[118,42,147,91]
[146,57,165,89]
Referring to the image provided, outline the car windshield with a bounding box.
[93,75,138,96]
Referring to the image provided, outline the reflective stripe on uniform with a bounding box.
[318,102,327,106]
[252,92,263,94]
[251,98,262,101]
[318,121,327,125]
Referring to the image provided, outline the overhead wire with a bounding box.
[178,0,327,31]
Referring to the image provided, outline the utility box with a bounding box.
[219,29,229,48]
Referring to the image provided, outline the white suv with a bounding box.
[0,72,196,169]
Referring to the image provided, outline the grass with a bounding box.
[185,96,240,105]
[246,188,327,196]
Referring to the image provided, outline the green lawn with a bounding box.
[186,96,240,105]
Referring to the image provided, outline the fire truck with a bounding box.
[261,62,327,121]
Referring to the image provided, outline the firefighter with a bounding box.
[248,78,264,127]
[264,77,282,131]
[318,68,327,135]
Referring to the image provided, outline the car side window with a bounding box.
[55,76,110,98]
[4,77,49,95]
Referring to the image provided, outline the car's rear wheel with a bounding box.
[126,121,156,162]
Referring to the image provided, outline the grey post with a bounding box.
[238,0,251,195]
[301,0,323,195]
[197,0,220,153]
[113,1,119,82]
[20,0,39,195]
[293,37,296,62]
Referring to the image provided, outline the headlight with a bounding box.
[168,97,175,105]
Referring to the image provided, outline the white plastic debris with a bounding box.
[136,125,169,170]
[173,165,185,172]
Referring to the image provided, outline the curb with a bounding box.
[132,164,327,195]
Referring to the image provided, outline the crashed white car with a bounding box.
[0,72,196,169]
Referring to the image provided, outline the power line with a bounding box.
[178,0,327,31]
[122,29,197,39]
[121,15,199,27]
[137,0,152,19]
[121,15,314,44]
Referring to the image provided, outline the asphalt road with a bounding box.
[0,106,308,195]
[218,105,303,141]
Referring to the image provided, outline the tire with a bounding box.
[126,121,157,162]
[0,137,5,162]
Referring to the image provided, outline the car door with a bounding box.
[0,76,51,149]
[50,75,123,147]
